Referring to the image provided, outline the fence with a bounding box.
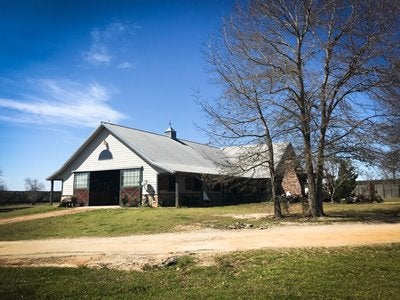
[354,180,400,199]
[0,191,61,205]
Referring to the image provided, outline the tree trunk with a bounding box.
[270,166,282,219]
[316,166,325,215]
[315,140,326,216]
[304,135,319,217]
[258,98,282,219]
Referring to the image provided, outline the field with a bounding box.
[1,245,399,299]
[0,201,399,240]
[0,201,399,299]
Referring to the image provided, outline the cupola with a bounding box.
[164,125,177,140]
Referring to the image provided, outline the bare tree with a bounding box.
[0,169,6,191]
[323,157,340,203]
[204,0,400,217]
[199,3,292,218]
[375,58,400,179]
[325,158,358,202]
[379,150,400,180]
[24,177,45,204]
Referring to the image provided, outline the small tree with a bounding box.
[332,160,358,202]
[324,158,340,203]
[24,178,45,204]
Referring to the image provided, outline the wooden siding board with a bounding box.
[60,128,158,197]
[63,173,74,196]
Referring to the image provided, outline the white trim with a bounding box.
[72,166,143,173]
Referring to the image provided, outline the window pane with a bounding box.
[74,173,89,189]
[121,169,141,187]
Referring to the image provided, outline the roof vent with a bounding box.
[164,125,177,140]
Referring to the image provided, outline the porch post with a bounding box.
[175,173,180,208]
[50,180,54,205]
[200,178,204,204]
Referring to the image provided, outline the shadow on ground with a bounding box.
[325,209,400,224]
[283,204,400,224]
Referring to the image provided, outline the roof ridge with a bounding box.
[181,138,220,149]
[102,122,173,139]
[102,122,216,148]
[223,142,289,148]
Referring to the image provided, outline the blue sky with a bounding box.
[0,0,233,190]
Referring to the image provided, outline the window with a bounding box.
[121,169,142,187]
[74,172,89,189]
[99,149,113,160]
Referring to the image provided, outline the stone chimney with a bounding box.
[164,126,177,140]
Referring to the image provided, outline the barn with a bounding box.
[47,122,303,207]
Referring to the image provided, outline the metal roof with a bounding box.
[104,122,223,175]
[222,143,291,178]
[47,122,292,180]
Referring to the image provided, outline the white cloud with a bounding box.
[117,62,134,69]
[0,79,125,127]
[83,22,139,67]
[84,50,111,66]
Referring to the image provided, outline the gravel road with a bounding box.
[1,222,399,270]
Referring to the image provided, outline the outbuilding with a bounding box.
[47,122,303,207]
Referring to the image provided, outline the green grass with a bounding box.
[0,203,273,240]
[0,202,399,241]
[0,204,60,219]
[1,244,399,299]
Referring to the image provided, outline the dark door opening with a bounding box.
[89,170,120,206]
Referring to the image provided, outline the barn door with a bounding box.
[73,172,89,205]
[120,168,142,207]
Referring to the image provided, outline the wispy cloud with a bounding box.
[0,79,125,127]
[84,49,111,66]
[117,62,134,69]
[83,22,139,67]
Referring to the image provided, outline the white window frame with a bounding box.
[74,172,89,189]
[121,168,142,187]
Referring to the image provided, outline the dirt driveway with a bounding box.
[1,222,399,270]
[0,206,119,225]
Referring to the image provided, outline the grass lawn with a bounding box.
[0,244,399,299]
[0,204,60,219]
[0,201,399,241]
[0,204,273,240]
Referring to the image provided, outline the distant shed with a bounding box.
[354,179,400,199]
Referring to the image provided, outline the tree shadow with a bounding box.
[283,203,400,224]
[324,208,400,224]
